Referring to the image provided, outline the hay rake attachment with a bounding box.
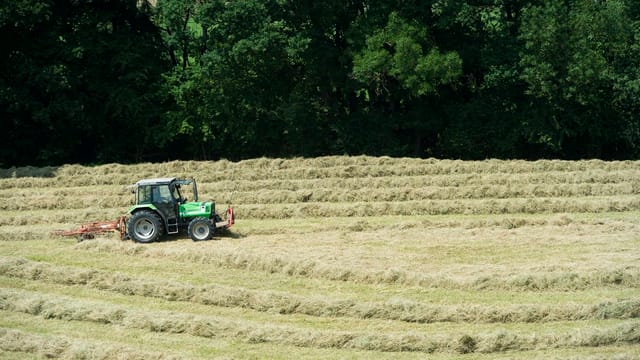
[52,216,128,242]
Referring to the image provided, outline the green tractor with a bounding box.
[126,177,234,243]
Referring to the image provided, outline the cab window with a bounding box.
[154,185,173,203]
[137,185,152,204]
[172,185,182,201]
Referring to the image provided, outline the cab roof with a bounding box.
[133,177,194,187]
[135,177,176,186]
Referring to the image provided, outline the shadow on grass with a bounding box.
[153,228,245,243]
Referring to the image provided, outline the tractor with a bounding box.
[126,177,234,243]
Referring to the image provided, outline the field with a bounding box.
[0,156,639,359]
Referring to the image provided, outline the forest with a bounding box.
[2,0,640,166]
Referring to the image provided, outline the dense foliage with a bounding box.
[2,0,640,166]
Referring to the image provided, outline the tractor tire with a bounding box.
[128,210,164,243]
[188,217,215,241]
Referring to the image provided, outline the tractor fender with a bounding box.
[128,204,159,215]
[128,205,168,230]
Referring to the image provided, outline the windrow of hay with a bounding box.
[2,156,639,179]
[2,197,637,228]
[0,166,58,179]
[0,170,640,198]
[0,208,125,227]
[1,288,639,354]
[200,170,640,192]
[231,196,640,219]
[138,157,640,173]
[3,257,638,324]
[1,208,635,236]
[0,195,130,211]
[3,183,638,211]
[232,215,639,236]
[0,226,54,242]
[4,168,640,191]
[0,185,128,198]
[73,241,640,291]
[2,157,640,187]
[206,183,640,205]
[0,327,177,360]
[183,161,640,182]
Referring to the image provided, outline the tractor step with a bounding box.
[167,217,179,234]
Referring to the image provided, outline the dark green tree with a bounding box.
[0,0,169,166]
[5,0,639,166]
[350,10,462,156]
[519,0,640,158]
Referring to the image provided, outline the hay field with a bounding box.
[0,156,639,359]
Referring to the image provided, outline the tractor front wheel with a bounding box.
[128,210,164,243]
[188,217,215,241]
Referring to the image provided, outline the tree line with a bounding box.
[2,0,639,167]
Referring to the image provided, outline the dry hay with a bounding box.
[1,288,638,354]
[2,256,638,325]
[0,328,177,359]
[1,156,639,358]
[1,157,638,220]
[71,240,640,291]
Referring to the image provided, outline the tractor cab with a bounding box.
[127,177,233,243]
[134,177,196,208]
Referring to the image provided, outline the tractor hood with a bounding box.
[179,201,214,218]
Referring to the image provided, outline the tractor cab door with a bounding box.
[152,184,179,234]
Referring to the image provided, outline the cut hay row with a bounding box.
[3,257,638,324]
[0,195,129,211]
[5,172,639,201]
[238,214,639,235]
[171,161,640,182]
[2,157,639,186]
[74,241,640,291]
[1,288,638,354]
[231,196,640,219]
[0,208,125,227]
[2,183,638,211]
[1,156,636,178]
[201,170,640,191]
[4,169,640,192]
[1,196,637,228]
[0,226,61,242]
[0,327,177,360]
[15,196,617,221]
[3,212,635,241]
[31,157,640,174]
[0,185,122,197]
[202,183,640,204]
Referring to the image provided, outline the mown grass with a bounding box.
[1,287,638,354]
[2,257,638,325]
[6,313,634,360]
[1,156,639,358]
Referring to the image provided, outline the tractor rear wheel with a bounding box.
[188,217,215,241]
[128,210,164,243]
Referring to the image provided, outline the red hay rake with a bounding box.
[51,216,128,242]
